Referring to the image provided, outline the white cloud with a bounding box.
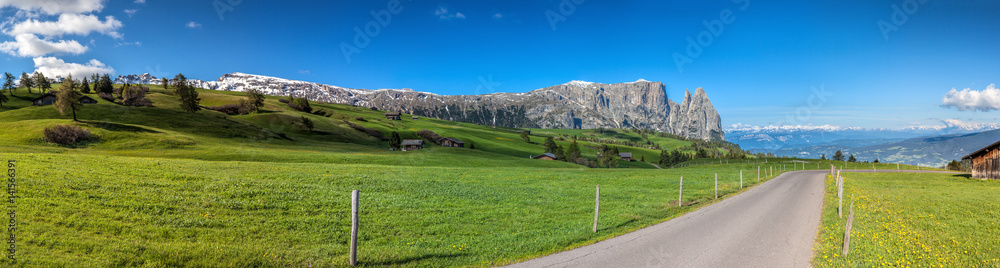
[298,70,310,74]
[493,13,503,19]
[0,34,87,57]
[134,0,146,4]
[0,0,105,15]
[124,9,138,18]
[941,84,1000,112]
[433,6,466,20]
[5,14,123,39]
[33,56,114,78]
[185,21,201,28]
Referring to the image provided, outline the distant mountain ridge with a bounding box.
[112,73,725,141]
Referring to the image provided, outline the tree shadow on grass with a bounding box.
[951,174,972,179]
[362,252,469,266]
[82,120,161,133]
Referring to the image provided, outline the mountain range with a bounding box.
[113,73,725,141]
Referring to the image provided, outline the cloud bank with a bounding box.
[941,84,1000,112]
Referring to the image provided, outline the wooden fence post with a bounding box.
[757,166,760,182]
[837,173,843,218]
[350,190,359,266]
[843,195,855,255]
[678,177,683,207]
[593,185,600,233]
[714,173,718,199]
[740,170,743,189]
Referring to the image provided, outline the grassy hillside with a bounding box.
[813,172,1000,267]
[0,84,707,169]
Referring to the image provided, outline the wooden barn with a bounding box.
[80,95,98,104]
[532,153,556,160]
[438,137,465,148]
[384,112,401,120]
[31,93,58,106]
[963,140,1000,180]
[619,152,634,162]
[400,140,424,151]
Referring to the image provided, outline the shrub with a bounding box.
[417,129,443,144]
[355,116,367,122]
[207,104,250,115]
[278,98,290,104]
[343,120,384,140]
[98,92,115,102]
[43,125,91,145]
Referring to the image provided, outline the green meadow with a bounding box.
[813,172,1000,267]
[0,83,906,267]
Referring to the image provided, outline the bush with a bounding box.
[278,98,290,104]
[207,103,250,115]
[98,92,115,102]
[343,120,384,140]
[417,129,443,144]
[43,125,91,145]
[355,116,367,122]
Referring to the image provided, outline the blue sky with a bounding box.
[2,0,999,129]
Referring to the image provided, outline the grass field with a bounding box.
[0,153,806,267]
[813,172,1000,267]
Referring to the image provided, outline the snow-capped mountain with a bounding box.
[113,73,726,141]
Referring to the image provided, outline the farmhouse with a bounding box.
[619,152,634,161]
[384,112,401,120]
[438,137,465,148]
[80,95,98,104]
[401,139,424,151]
[31,93,58,106]
[33,94,101,106]
[412,116,419,120]
[532,153,556,160]
[963,140,1000,180]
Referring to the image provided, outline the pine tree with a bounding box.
[173,74,201,113]
[245,88,265,113]
[566,140,581,161]
[390,131,402,149]
[0,91,8,108]
[161,77,169,90]
[19,72,33,93]
[543,137,558,153]
[55,75,83,121]
[820,154,827,160]
[833,150,845,161]
[468,142,475,149]
[847,154,857,162]
[300,116,314,132]
[97,74,114,94]
[2,72,14,96]
[80,77,91,93]
[35,72,51,93]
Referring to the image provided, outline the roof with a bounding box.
[963,139,1000,160]
[79,95,97,101]
[619,152,632,158]
[401,139,424,146]
[533,153,556,159]
[31,93,57,101]
[438,137,465,144]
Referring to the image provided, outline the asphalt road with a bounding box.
[503,170,829,268]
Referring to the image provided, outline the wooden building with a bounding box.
[438,137,465,148]
[963,140,1000,180]
[532,153,556,160]
[401,140,424,151]
[384,112,401,120]
[619,152,634,162]
[80,95,98,104]
[31,93,58,106]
